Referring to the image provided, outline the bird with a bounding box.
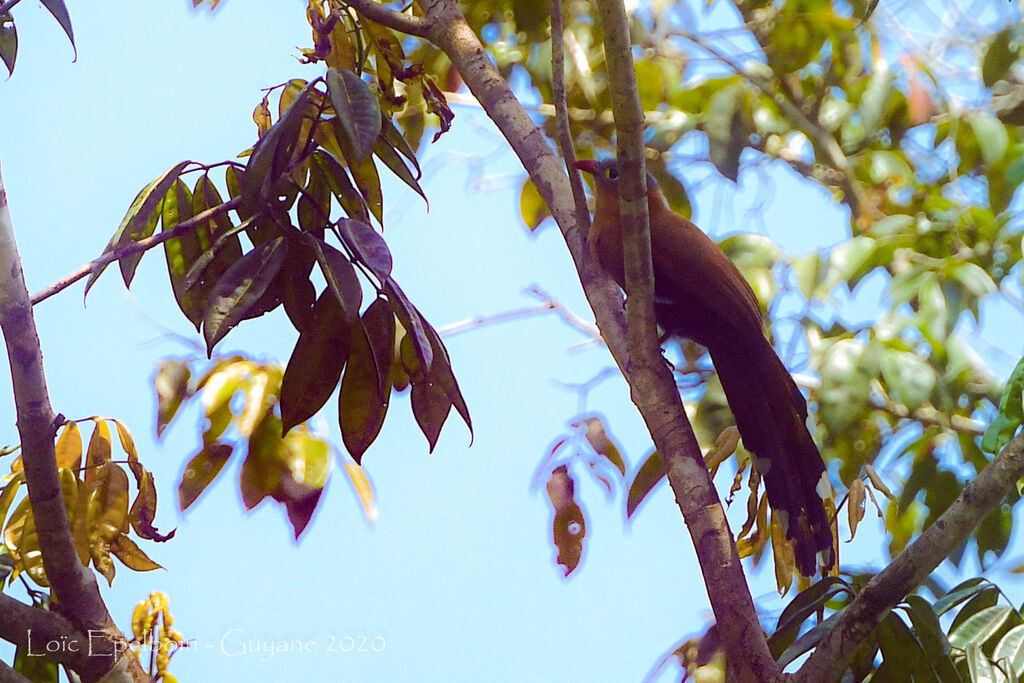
[575,158,834,575]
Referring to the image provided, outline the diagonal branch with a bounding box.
[793,431,1024,682]
[31,197,240,306]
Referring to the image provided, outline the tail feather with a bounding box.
[709,340,833,575]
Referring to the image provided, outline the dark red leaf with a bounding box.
[326,67,383,162]
[410,380,451,452]
[382,279,432,373]
[337,218,392,281]
[279,290,352,433]
[307,236,363,323]
[202,237,287,355]
[339,301,394,463]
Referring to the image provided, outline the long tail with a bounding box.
[709,339,834,575]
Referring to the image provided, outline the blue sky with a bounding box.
[1,2,1022,682]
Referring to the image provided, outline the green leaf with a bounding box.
[343,143,384,225]
[298,162,332,235]
[634,60,665,111]
[339,301,394,463]
[818,339,878,433]
[983,355,1024,454]
[950,606,1015,650]
[0,14,16,77]
[15,640,59,682]
[336,218,392,282]
[179,443,233,511]
[704,84,743,182]
[971,113,1009,167]
[872,214,915,237]
[967,643,999,683]
[984,29,1018,88]
[182,176,245,330]
[86,161,192,298]
[859,63,895,136]
[792,252,822,300]
[202,237,287,355]
[280,290,352,433]
[869,151,913,185]
[768,577,851,658]
[776,610,845,669]
[876,613,937,683]
[901,596,963,683]
[625,450,664,518]
[326,68,382,162]
[994,624,1024,677]
[162,179,205,325]
[825,235,877,291]
[881,348,937,412]
[40,0,75,58]
[951,262,997,299]
[933,578,991,616]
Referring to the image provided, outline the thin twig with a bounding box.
[674,29,870,220]
[31,197,240,305]
[341,0,431,37]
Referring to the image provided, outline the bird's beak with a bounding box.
[573,159,599,175]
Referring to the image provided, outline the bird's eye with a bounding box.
[607,167,618,179]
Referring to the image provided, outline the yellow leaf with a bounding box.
[847,478,866,541]
[865,464,896,502]
[771,513,795,594]
[236,370,271,438]
[0,472,24,529]
[111,419,138,462]
[344,463,377,522]
[55,422,82,470]
[705,425,740,475]
[88,463,130,546]
[111,535,162,572]
[131,600,151,639]
[85,417,112,485]
[253,94,272,137]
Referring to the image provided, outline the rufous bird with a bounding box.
[575,158,834,575]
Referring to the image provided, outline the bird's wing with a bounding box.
[649,208,765,338]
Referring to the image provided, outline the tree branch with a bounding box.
[31,197,240,306]
[0,659,30,683]
[0,593,97,672]
[414,2,777,680]
[341,0,432,38]
[793,431,1024,682]
[0,159,150,682]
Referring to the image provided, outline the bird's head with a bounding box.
[574,158,660,194]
